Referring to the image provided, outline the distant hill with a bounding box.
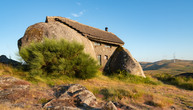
[0,55,20,66]
[140,59,193,75]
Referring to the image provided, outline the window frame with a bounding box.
[105,44,111,48]
[104,55,108,60]
[94,42,101,46]
[97,55,102,65]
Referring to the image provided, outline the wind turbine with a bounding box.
[173,53,176,63]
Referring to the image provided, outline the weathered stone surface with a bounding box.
[109,47,145,77]
[102,101,117,110]
[0,76,54,110]
[113,102,137,110]
[44,84,99,110]
[18,22,96,59]
[0,76,30,90]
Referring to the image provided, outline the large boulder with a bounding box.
[43,84,100,109]
[18,22,96,59]
[109,47,145,77]
[44,84,120,110]
[102,101,117,110]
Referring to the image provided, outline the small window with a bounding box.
[94,42,101,46]
[104,55,108,60]
[97,55,101,65]
[105,44,111,48]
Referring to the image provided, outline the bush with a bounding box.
[155,73,193,90]
[19,38,99,79]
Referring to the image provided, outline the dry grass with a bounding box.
[0,104,25,110]
[0,64,13,75]
[0,63,192,109]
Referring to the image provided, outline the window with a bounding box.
[94,42,101,46]
[97,55,101,65]
[105,44,111,48]
[104,55,108,60]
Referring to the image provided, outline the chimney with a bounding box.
[105,27,108,32]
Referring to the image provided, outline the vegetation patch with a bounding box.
[2,63,192,109]
[155,73,193,90]
[19,38,99,79]
[91,87,143,102]
[106,70,161,85]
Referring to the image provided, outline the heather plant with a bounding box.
[19,38,99,79]
[155,73,193,90]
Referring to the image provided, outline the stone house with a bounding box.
[18,16,145,77]
[45,16,124,68]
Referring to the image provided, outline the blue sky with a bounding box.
[0,0,193,62]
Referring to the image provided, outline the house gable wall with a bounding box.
[91,40,117,67]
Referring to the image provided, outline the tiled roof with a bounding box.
[46,16,124,45]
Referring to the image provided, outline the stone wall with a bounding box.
[91,40,117,67]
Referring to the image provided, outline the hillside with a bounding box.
[140,59,193,75]
[0,62,193,110]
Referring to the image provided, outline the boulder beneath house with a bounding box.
[18,22,96,59]
[109,47,145,77]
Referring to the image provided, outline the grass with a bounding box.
[89,86,173,108]
[0,104,25,110]
[108,71,162,85]
[0,63,192,109]
[98,87,137,101]
[155,73,193,90]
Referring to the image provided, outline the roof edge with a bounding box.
[46,16,125,45]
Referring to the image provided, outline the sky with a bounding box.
[0,0,193,62]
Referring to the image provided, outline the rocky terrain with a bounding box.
[0,76,117,110]
[0,76,140,110]
[0,60,192,110]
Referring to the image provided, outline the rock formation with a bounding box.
[0,76,119,110]
[108,47,145,77]
[43,84,113,110]
[18,22,96,59]
[0,76,53,110]
[18,16,145,77]
[102,101,117,110]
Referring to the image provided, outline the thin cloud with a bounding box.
[72,13,79,17]
[71,10,85,17]
[76,2,81,6]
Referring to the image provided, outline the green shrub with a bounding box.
[19,38,99,79]
[155,73,193,90]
